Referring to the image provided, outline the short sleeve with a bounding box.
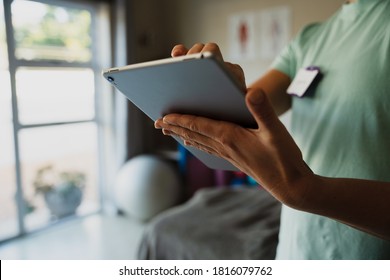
[270,43,297,79]
[270,23,322,80]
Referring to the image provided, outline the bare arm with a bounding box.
[249,70,292,116]
[301,176,390,240]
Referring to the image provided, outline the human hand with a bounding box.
[171,43,246,92]
[155,88,314,207]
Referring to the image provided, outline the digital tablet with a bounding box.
[102,52,255,171]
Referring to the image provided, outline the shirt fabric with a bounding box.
[271,0,390,259]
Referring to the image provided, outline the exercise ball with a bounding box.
[115,155,182,221]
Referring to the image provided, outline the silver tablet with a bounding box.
[102,52,255,170]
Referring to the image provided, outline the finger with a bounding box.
[171,44,188,57]
[225,62,246,92]
[187,43,205,54]
[162,114,231,141]
[161,119,215,145]
[245,88,282,132]
[161,126,221,156]
[201,42,224,61]
[154,118,163,129]
[183,139,220,156]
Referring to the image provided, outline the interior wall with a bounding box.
[163,0,343,83]
[128,0,174,63]
[127,0,345,87]
[122,0,178,158]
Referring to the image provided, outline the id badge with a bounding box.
[287,66,321,97]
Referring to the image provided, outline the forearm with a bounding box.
[249,69,292,116]
[298,174,390,240]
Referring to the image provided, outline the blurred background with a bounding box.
[0,0,342,259]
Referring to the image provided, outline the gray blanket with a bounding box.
[138,187,281,259]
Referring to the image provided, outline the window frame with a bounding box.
[1,0,114,241]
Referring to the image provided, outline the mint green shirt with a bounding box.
[272,0,390,259]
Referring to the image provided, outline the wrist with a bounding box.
[284,168,319,211]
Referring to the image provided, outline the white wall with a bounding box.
[165,0,343,83]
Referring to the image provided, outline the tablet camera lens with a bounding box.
[107,76,114,83]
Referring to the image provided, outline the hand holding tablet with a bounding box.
[103,47,254,170]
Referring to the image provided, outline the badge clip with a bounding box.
[287,66,321,97]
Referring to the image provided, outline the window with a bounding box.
[0,0,113,241]
[0,0,17,240]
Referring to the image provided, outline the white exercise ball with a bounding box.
[115,155,182,221]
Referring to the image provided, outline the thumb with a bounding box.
[245,88,280,131]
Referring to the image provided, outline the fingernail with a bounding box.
[162,129,171,136]
[171,50,181,57]
[154,119,162,128]
[184,140,192,147]
[163,116,173,124]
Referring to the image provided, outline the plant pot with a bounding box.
[44,184,83,219]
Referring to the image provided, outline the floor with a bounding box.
[0,214,146,260]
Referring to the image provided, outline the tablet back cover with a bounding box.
[103,54,255,170]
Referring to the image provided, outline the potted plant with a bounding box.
[33,165,85,219]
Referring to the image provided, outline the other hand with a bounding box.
[171,43,246,92]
